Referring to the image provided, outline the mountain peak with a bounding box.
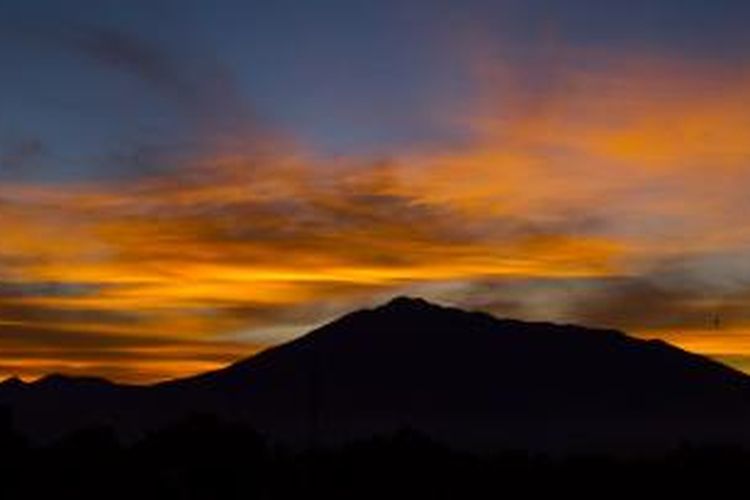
[380,296,440,312]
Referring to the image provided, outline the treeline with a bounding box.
[0,409,747,499]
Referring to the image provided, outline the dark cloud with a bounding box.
[443,267,750,335]
[571,279,750,333]
[569,278,714,331]
[1,19,266,181]
[64,26,187,94]
[60,25,259,136]
[0,281,104,299]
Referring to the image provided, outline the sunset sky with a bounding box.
[3,0,750,382]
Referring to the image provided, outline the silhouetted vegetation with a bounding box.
[0,406,747,499]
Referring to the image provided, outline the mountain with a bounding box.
[2,297,750,452]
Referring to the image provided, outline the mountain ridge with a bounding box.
[1,296,750,452]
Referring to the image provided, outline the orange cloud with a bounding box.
[3,53,750,381]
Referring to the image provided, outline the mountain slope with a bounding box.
[2,297,750,451]
[157,297,750,450]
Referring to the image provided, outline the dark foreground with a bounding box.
[0,410,747,500]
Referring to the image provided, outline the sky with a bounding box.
[2,0,750,382]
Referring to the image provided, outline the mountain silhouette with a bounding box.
[2,296,750,452]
